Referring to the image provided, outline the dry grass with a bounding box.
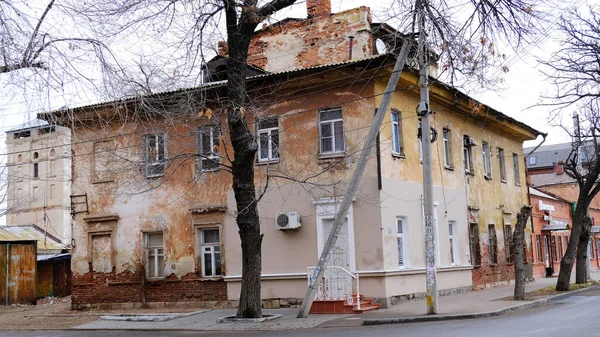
[527,281,598,297]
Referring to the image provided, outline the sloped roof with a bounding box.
[6,119,49,133]
[524,142,572,169]
[0,225,64,251]
[529,186,561,201]
[530,172,576,187]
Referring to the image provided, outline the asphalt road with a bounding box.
[3,288,600,337]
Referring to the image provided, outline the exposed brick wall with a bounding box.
[72,266,227,307]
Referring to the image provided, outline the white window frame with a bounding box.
[319,108,345,155]
[529,156,537,165]
[143,133,167,178]
[498,148,506,182]
[463,136,473,173]
[198,126,221,171]
[397,217,408,268]
[391,110,403,155]
[199,228,222,278]
[144,232,164,279]
[257,119,280,162]
[482,141,492,179]
[449,221,458,266]
[443,128,452,168]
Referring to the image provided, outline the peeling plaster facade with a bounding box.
[50,2,540,309]
[5,122,71,247]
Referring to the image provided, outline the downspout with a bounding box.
[376,133,382,190]
[5,243,9,305]
[525,133,548,158]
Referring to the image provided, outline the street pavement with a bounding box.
[1,287,600,336]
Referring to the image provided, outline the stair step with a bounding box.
[309,297,381,314]
[353,304,381,313]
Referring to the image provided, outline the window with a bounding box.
[443,128,452,168]
[469,223,480,265]
[529,156,537,165]
[482,141,492,179]
[144,232,164,278]
[449,222,457,265]
[463,136,473,173]
[558,235,563,259]
[199,228,221,277]
[39,126,55,135]
[257,118,280,162]
[33,163,39,179]
[319,108,344,155]
[391,110,403,155]
[49,160,56,177]
[498,148,506,182]
[94,141,114,180]
[49,184,56,200]
[551,236,558,262]
[49,149,56,157]
[504,224,512,263]
[143,133,167,177]
[33,152,39,160]
[396,218,408,268]
[513,153,521,185]
[13,131,30,139]
[198,126,220,171]
[488,225,497,264]
[536,234,543,263]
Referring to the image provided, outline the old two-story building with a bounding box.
[41,1,540,310]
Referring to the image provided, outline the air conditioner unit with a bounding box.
[464,137,476,147]
[275,212,301,230]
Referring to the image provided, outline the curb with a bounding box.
[363,285,599,326]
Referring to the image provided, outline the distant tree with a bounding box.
[538,5,600,290]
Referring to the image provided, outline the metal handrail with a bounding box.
[307,266,360,310]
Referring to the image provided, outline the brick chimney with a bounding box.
[555,161,565,175]
[217,41,229,57]
[307,0,331,18]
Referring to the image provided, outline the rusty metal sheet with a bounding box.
[0,244,6,305]
[36,261,53,298]
[7,243,37,304]
[52,257,71,297]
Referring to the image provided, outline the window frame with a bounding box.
[396,217,408,268]
[198,227,222,278]
[513,153,521,185]
[469,223,480,265]
[391,110,404,156]
[488,224,497,264]
[448,221,458,265]
[198,125,221,172]
[463,136,473,174]
[443,128,453,168]
[33,162,39,179]
[482,141,492,179]
[536,234,543,263]
[504,224,512,263]
[256,118,280,162]
[498,148,507,182]
[144,232,165,279]
[319,108,345,156]
[143,133,168,178]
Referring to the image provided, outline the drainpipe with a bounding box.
[525,133,548,158]
[348,36,354,60]
[5,243,9,305]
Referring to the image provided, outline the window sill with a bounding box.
[256,159,280,166]
[201,276,223,281]
[146,174,165,179]
[515,183,521,187]
[391,152,406,159]
[146,277,166,282]
[465,170,474,176]
[199,169,220,173]
[92,179,114,184]
[319,152,346,160]
[484,175,492,181]
[501,179,507,184]
[444,165,454,171]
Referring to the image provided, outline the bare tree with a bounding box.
[0,165,8,219]
[554,104,600,290]
[536,5,600,290]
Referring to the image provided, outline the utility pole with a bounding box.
[297,39,413,318]
[417,0,438,314]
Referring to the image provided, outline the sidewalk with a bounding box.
[9,271,600,331]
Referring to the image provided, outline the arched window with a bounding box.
[50,149,56,157]
[17,154,22,162]
[33,152,39,160]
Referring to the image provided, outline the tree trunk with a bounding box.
[576,216,592,284]
[512,205,532,300]
[224,7,262,318]
[557,206,588,291]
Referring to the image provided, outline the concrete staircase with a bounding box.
[309,294,381,314]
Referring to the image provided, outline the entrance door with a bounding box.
[543,236,550,268]
[320,218,350,270]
